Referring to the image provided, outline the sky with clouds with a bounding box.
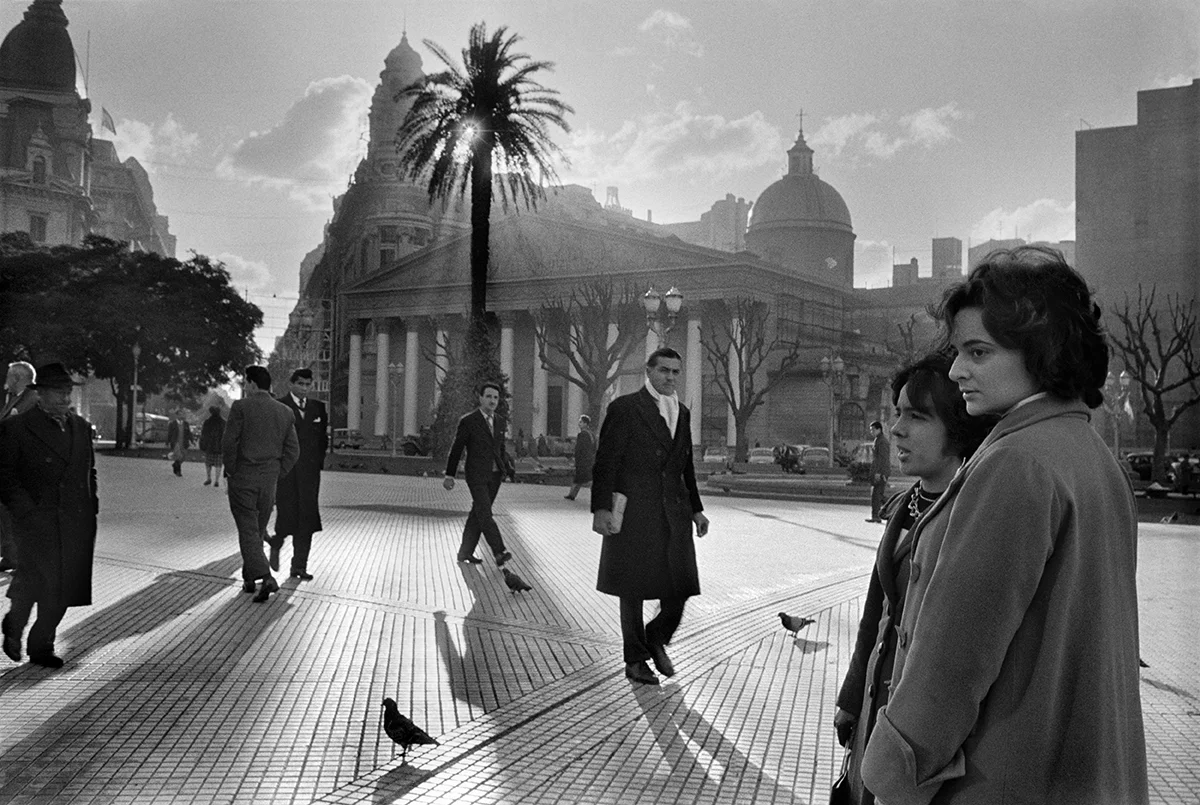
[19,0,1199,351]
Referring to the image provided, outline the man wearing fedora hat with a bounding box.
[0,362,97,668]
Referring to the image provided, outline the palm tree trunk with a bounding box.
[469,143,494,336]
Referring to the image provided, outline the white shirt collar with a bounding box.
[291,393,305,407]
[1007,391,1050,414]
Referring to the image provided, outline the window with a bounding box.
[32,156,46,184]
[28,214,47,242]
[379,248,395,269]
[379,225,399,244]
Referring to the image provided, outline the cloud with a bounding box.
[638,10,704,57]
[100,113,200,168]
[215,252,272,291]
[968,198,1076,244]
[560,103,786,189]
[810,104,964,161]
[218,75,372,209]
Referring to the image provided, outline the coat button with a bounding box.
[878,641,886,654]
[910,562,920,582]
[868,684,876,698]
[899,629,908,648]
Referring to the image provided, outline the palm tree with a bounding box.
[395,22,573,337]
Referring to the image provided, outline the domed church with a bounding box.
[745,126,856,289]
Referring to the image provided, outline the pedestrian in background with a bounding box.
[269,368,328,581]
[0,363,97,668]
[198,406,226,487]
[166,409,192,477]
[0,360,38,573]
[444,381,515,567]
[860,246,1148,804]
[834,353,993,805]
[865,421,890,522]
[591,347,708,686]
[222,366,299,603]
[564,414,595,501]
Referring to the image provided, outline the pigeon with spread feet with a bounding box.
[779,612,816,637]
[382,698,438,762]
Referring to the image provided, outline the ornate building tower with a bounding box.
[0,0,93,244]
[744,126,855,289]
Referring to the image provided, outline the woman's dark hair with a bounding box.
[892,352,995,461]
[933,245,1109,408]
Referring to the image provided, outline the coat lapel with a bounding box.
[24,409,72,462]
[874,500,909,603]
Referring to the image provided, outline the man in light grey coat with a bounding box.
[222,366,298,603]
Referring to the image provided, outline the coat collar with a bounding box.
[634,387,677,450]
[875,483,918,603]
[908,395,1090,546]
[23,406,76,462]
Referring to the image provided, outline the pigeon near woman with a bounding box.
[382,698,438,762]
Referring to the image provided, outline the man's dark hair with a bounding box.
[891,352,995,461]
[579,414,591,424]
[244,365,272,391]
[646,347,683,367]
[477,381,502,397]
[869,420,883,432]
[289,367,313,383]
[935,245,1108,408]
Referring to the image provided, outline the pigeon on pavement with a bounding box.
[382,698,438,762]
[502,568,532,593]
[779,612,816,637]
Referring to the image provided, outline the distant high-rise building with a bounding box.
[931,237,963,278]
[1076,79,1199,309]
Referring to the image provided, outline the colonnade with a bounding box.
[343,312,720,448]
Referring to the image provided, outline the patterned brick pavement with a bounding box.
[0,456,1195,804]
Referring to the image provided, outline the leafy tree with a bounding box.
[0,235,261,448]
[701,297,806,462]
[1109,285,1200,484]
[533,278,646,424]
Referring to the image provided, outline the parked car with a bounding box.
[798,446,831,468]
[1125,451,1155,481]
[747,447,776,464]
[848,440,875,482]
[702,445,730,464]
[333,428,364,450]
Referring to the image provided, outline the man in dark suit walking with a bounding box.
[444,381,515,567]
[0,363,97,668]
[564,414,595,501]
[591,347,709,685]
[269,368,328,581]
[166,410,193,477]
[222,366,299,603]
[867,420,891,523]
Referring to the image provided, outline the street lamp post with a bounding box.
[388,361,405,457]
[131,342,141,447]
[643,285,684,348]
[1103,369,1133,457]
[821,353,845,468]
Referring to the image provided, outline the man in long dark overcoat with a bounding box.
[591,347,709,685]
[0,363,97,668]
[269,368,328,580]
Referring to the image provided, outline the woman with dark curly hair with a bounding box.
[834,353,993,805]
[861,246,1148,805]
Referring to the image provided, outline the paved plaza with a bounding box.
[0,456,1196,804]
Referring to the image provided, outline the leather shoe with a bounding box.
[495,550,513,567]
[290,570,314,581]
[624,661,659,685]
[457,555,483,564]
[242,580,256,593]
[268,542,281,572]
[253,577,279,603]
[30,653,64,669]
[647,643,675,677]
[2,614,20,662]
[865,518,882,523]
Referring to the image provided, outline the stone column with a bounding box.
[347,325,363,433]
[532,335,548,438]
[686,313,702,447]
[500,317,515,390]
[374,320,391,438]
[403,326,419,436]
[726,316,740,448]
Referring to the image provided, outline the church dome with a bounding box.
[0,0,75,92]
[384,33,423,81]
[748,128,852,234]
